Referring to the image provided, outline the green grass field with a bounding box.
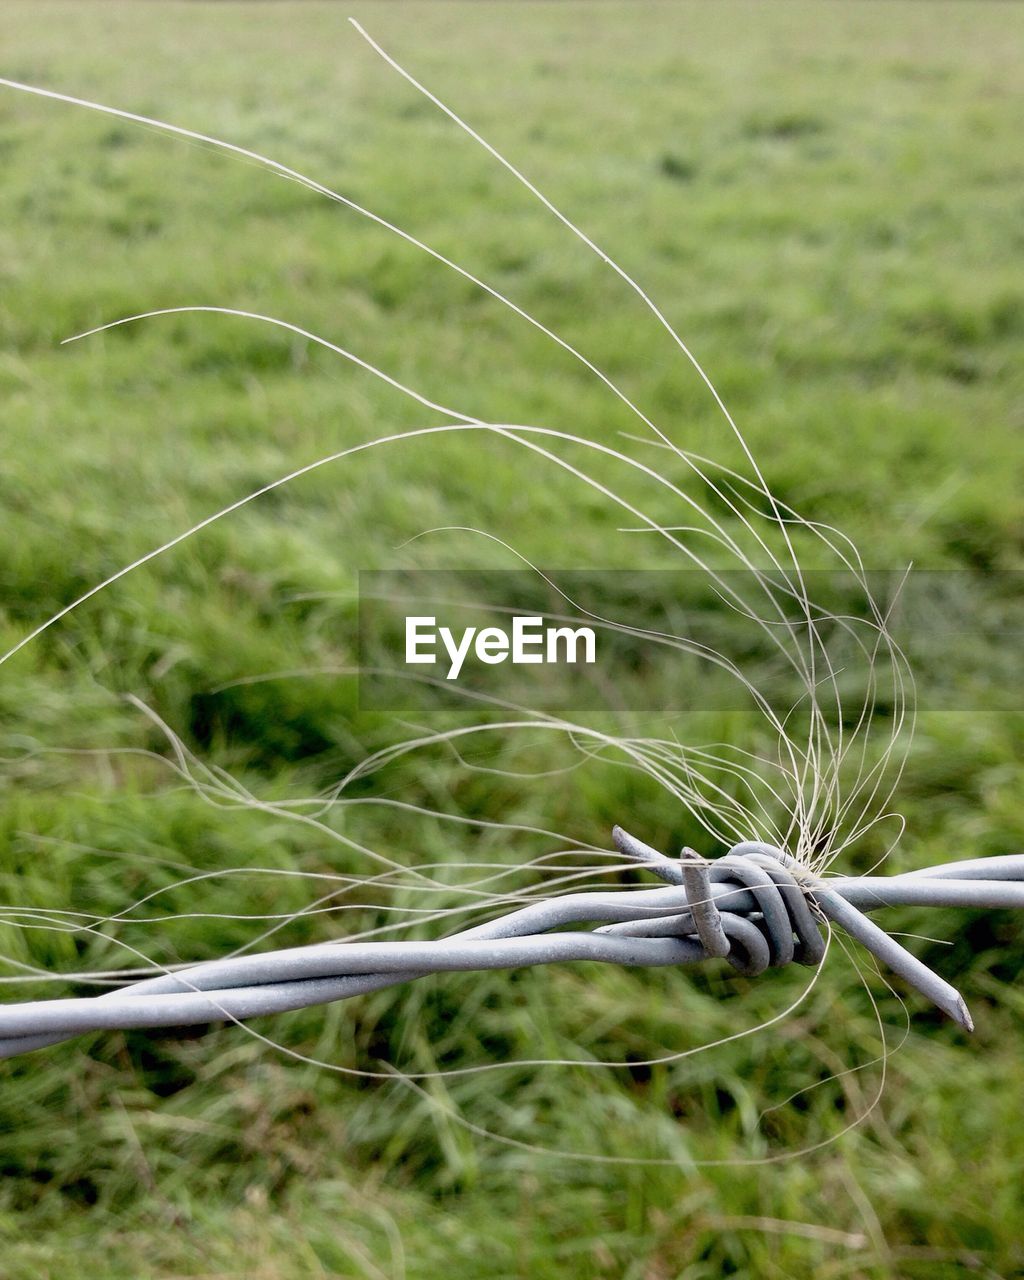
[2,3,1023,1276]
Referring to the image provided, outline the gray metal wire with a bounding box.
[2,837,1022,1060]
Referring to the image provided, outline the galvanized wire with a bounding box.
[1,839,1022,1060]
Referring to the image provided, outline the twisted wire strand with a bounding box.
[1,843,1022,1060]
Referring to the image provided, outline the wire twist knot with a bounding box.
[608,832,825,976]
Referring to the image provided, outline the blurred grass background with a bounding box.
[1,2,1023,1276]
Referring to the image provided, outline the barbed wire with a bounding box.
[2,835,1021,1061]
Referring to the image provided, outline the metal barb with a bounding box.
[612,825,685,885]
[679,848,730,958]
[731,842,975,1032]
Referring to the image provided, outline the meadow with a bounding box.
[1,2,1023,1276]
